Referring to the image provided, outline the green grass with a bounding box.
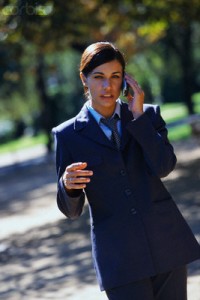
[160,95,200,141]
[160,102,189,141]
[161,92,200,121]
[0,133,47,154]
[167,125,192,141]
[160,103,188,122]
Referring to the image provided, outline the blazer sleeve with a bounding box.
[52,128,85,220]
[126,105,177,178]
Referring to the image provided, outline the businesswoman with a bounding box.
[53,42,200,300]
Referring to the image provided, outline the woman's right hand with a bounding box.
[124,73,144,119]
[62,162,93,192]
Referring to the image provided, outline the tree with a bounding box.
[1,0,200,148]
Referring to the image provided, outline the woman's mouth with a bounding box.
[101,94,113,99]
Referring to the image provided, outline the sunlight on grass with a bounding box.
[193,93,200,113]
[160,104,190,141]
[161,95,200,141]
[161,94,200,123]
[0,134,46,154]
[161,103,188,122]
[167,125,192,141]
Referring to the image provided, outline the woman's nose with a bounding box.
[103,79,111,89]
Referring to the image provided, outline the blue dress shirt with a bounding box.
[86,99,122,140]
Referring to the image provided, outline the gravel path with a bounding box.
[0,138,199,300]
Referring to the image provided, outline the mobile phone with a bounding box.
[122,78,129,97]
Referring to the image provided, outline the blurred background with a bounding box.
[0,1,200,299]
[0,0,200,152]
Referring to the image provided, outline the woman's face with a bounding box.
[82,59,123,118]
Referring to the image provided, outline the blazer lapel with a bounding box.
[74,103,115,149]
[120,102,134,150]
[74,101,134,150]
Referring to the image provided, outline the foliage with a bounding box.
[1,1,200,51]
[0,0,200,148]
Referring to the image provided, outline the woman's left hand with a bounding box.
[124,73,145,119]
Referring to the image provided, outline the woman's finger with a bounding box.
[66,162,87,172]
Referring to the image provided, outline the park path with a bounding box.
[0,138,199,300]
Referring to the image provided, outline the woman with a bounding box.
[53,42,200,300]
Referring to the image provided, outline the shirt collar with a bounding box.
[86,99,121,124]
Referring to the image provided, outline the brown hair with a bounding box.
[80,42,126,76]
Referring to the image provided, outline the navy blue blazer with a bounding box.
[53,100,200,291]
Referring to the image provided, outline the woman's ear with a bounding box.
[80,72,88,87]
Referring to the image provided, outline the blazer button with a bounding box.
[125,188,132,196]
[131,208,137,215]
[120,169,126,176]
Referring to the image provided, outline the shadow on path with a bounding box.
[163,157,200,278]
[0,140,199,299]
[0,213,95,299]
[0,159,56,217]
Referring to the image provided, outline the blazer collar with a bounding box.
[74,100,134,150]
[74,102,113,148]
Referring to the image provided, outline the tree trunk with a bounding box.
[180,24,194,115]
[36,54,53,153]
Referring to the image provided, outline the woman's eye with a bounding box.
[94,76,103,79]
